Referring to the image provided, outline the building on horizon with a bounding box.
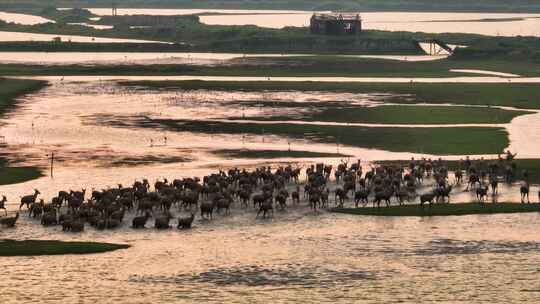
[310,13,362,35]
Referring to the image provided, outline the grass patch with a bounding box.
[234,105,528,125]
[332,203,540,217]
[214,149,350,159]
[122,81,540,110]
[0,164,44,186]
[147,118,508,155]
[0,78,48,116]
[227,56,540,77]
[2,57,540,78]
[0,239,130,256]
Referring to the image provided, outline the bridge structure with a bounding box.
[418,39,455,55]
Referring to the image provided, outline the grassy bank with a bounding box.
[2,56,540,78]
[0,17,424,54]
[0,161,43,186]
[213,149,350,159]
[123,81,540,110]
[0,240,130,256]
[0,59,484,78]
[332,203,540,217]
[144,118,508,155]
[0,78,48,116]
[0,41,193,52]
[225,56,540,77]
[232,105,529,125]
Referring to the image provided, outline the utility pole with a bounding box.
[48,152,54,178]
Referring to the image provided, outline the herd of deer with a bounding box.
[0,157,537,232]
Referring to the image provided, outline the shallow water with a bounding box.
[1,78,540,303]
[0,52,446,65]
[2,200,540,303]
[0,80,416,200]
[0,30,166,43]
[66,22,114,30]
[200,11,540,37]
[450,69,520,77]
[0,12,53,25]
[82,8,316,16]
[2,9,540,303]
[22,9,540,37]
[0,79,538,203]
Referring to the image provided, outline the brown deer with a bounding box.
[20,189,40,210]
[0,212,19,227]
[0,196,7,216]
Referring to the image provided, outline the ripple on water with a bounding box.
[128,264,377,287]
[415,239,540,255]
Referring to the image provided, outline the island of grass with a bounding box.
[2,56,539,78]
[230,105,529,125]
[122,81,540,110]
[0,78,47,115]
[332,203,540,217]
[0,78,47,185]
[0,240,130,256]
[214,149,350,159]
[0,159,43,186]
[139,118,508,155]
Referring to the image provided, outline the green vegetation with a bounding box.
[452,37,540,62]
[3,2,540,61]
[0,78,48,115]
[0,78,47,185]
[0,240,130,256]
[0,63,197,76]
[426,17,528,23]
[220,55,540,77]
[233,105,529,125]
[332,203,540,217]
[147,118,508,155]
[213,149,349,159]
[0,41,192,52]
[2,55,540,77]
[4,0,540,13]
[0,159,44,186]
[124,81,540,110]
[3,3,540,63]
[39,7,95,23]
[0,14,424,54]
[507,160,540,184]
